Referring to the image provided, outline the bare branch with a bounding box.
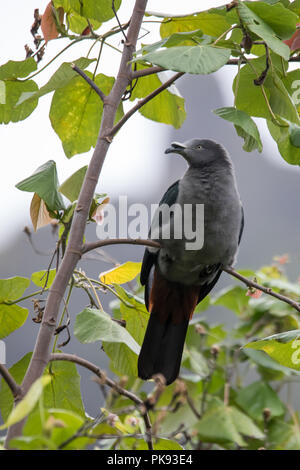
[82,238,160,254]
[0,364,23,399]
[223,266,300,313]
[6,0,149,445]
[71,63,106,101]
[131,65,165,78]
[49,353,153,450]
[108,71,184,138]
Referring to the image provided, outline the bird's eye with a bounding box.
[196,145,202,149]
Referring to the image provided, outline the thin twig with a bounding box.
[107,72,184,139]
[223,266,300,313]
[82,238,160,254]
[49,353,153,450]
[131,65,164,79]
[0,364,22,399]
[71,64,106,101]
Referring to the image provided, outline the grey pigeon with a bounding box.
[138,139,244,385]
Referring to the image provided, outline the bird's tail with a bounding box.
[138,268,199,385]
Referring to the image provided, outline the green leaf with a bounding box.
[0,352,31,422]
[0,79,38,124]
[267,119,300,165]
[17,58,96,105]
[187,348,210,378]
[70,0,121,23]
[160,11,234,38]
[235,381,285,421]
[114,285,149,346]
[0,58,37,80]
[31,269,56,289]
[74,307,140,354]
[212,285,249,315]
[245,329,300,370]
[126,438,183,450]
[9,435,57,451]
[246,1,298,39]
[289,123,300,147]
[16,160,65,211]
[139,30,205,54]
[237,1,291,59]
[234,56,299,124]
[129,64,186,128]
[197,398,264,446]
[0,277,30,339]
[0,352,85,426]
[268,419,300,450]
[214,107,262,152]
[0,376,51,430]
[135,45,231,75]
[244,348,296,375]
[59,165,87,202]
[50,73,123,158]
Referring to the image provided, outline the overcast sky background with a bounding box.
[0,0,296,251]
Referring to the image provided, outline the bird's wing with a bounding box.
[140,180,180,309]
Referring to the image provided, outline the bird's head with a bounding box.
[165,139,230,168]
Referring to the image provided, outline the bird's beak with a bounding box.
[164,142,187,155]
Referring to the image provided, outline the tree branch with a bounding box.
[71,64,106,101]
[108,71,184,139]
[82,238,160,254]
[0,364,23,400]
[5,0,149,446]
[49,353,153,450]
[131,65,164,78]
[223,266,300,313]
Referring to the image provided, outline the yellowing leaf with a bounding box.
[99,262,142,285]
[30,193,55,231]
[0,375,51,429]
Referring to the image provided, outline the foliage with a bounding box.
[1,0,300,451]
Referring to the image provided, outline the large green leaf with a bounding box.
[50,73,123,158]
[139,30,206,55]
[245,329,300,370]
[0,58,37,80]
[212,285,249,315]
[113,285,149,346]
[16,160,65,211]
[160,11,234,38]
[135,45,231,75]
[74,307,140,354]
[0,352,31,422]
[235,381,285,422]
[130,64,186,128]
[0,352,85,426]
[17,58,96,105]
[0,376,51,430]
[53,0,102,33]
[268,119,300,165]
[237,1,291,60]
[69,0,121,23]
[246,1,298,39]
[0,80,38,124]
[59,165,87,202]
[214,107,262,152]
[0,277,30,339]
[268,419,300,450]
[233,56,299,124]
[196,398,264,446]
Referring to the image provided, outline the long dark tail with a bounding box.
[138,269,199,385]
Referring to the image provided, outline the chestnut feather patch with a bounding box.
[149,268,199,324]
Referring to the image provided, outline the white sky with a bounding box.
[0,0,292,247]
